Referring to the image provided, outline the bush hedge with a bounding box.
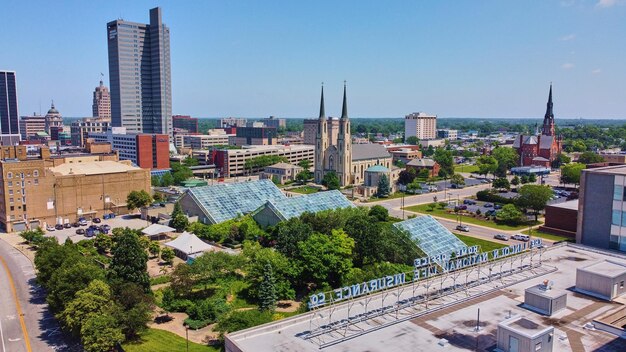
[476,190,517,205]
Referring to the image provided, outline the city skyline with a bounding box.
[1,0,625,118]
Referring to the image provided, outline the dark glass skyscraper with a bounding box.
[0,71,19,135]
[107,7,172,136]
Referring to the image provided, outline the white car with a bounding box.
[512,234,530,242]
[46,225,55,232]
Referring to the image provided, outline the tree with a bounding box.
[427,203,437,211]
[511,175,520,187]
[406,179,422,194]
[406,136,419,145]
[322,171,340,190]
[126,190,152,212]
[476,155,498,178]
[520,175,529,184]
[376,174,390,198]
[298,159,311,170]
[258,264,277,311]
[19,228,45,246]
[528,173,537,183]
[492,177,510,191]
[496,204,523,225]
[369,205,389,222]
[450,173,465,187]
[80,313,124,352]
[60,279,112,337]
[171,202,183,218]
[561,162,586,186]
[160,172,175,187]
[182,157,199,167]
[578,151,604,165]
[171,163,193,185]
[273,218,313,258]
[516,185,554,221]
[242,242,297,300]
[169,213,189,232]
[298,229,354,287]
[109,229,150,292]
[46,257,106,313]
[551,153,571,169]
[148,241,161,258]
[295,170,312,183]
[492,147,519,177]
[111,282,154,339]
[161,247,175,265]
[94,234,112,254]
[35,240,82,289]
[433,148,454,177]
[398,169,416,185]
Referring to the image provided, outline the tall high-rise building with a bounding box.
[92,79,111,120]
[404,112,437,141]
[107,7,172,136]
[0,71,19,135]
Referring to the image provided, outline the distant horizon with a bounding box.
[60,115,626,121]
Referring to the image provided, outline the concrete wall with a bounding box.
[576,269,614,300]
[578,172,613,249]
[524,290,567,316]
[497,326,554,352]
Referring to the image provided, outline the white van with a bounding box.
[512,234,530,242]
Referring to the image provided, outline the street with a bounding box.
[0,238,72,352]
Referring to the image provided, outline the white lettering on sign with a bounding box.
[308,273,406,309]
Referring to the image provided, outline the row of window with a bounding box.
[6,170,39,179]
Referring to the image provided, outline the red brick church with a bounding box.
[513,85,562,167]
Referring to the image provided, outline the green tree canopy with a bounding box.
[80,313,124,352]
[368,205,389,222]
[376,174,391,197]
[433,148,454,177]
[561,162,586,186]
[577,151,604,165]
[492,147,519,177]
[47,257,106,313]
[60,279,112,337]
[551,153,571,169]
[407,179,422,193]
[450,173,465,186]
[322,171,340,190]
[108,229,150,292]
[258,263,277,311]
[298,159,311,169]
[398,168,417,185]
[476,155,498,178]
[298,229,355,288]
[244,155,288,172]
[242,241,297,300]
[492,177,510,191]
[511,175,520,186]
[516,185,554,221]
[273,217,313,258]
[405,136,419,145]
[496,204,523,225]
[126,190,152,211]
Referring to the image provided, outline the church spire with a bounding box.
[542,83,555,136]
[341,81,348,119]
[318,83,325,119]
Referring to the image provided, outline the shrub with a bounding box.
[476,190,516,204]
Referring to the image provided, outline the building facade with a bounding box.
[70,118,111,147]
[174,131,234,150]
[107,7,172,136]
[92,79,111,120]
[405,112,437,140]
[437,129,458,140]
[303,117,339,146]
[259,162,303,185]
[172,115,199,133]
[19,114,46,139]
[263,116,286,129]
[0,71,20,135]
[513,85,562,167]
[220,117,247,128]
[0,145,149,232]
[230,127,278,146]
[89,127,169,169]
[44,102,63,135]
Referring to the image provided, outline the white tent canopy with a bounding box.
[142,224,175,237]
[164,232,216,256]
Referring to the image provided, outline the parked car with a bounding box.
[72,222,80,228]
[92,217,101,223]
[485,210,497,216]
[484,203,494,208]
[79,219,88,226]
[55,224,64,230]
[102,224,111,231]
[76,228,86,235]
[63,223,71,229]
[494,234,509,241]
[512,234,530,242]
[457,205,468,210]
[463,199,477,205]
[46,225,55,232]
[428,186,438,192]
[456,225,470,232]
[494,204,502,210]
[85,230,95,238]
[451,184,464,189]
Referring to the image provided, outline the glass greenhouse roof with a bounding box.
[267,190,354,220]
[393,215,467,257]
[187,179,286,223]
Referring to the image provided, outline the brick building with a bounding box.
[89,127,170,169]
[513,85,562,167]
[172,115,199,133]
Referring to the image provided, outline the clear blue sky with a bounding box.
[1,0,625,118]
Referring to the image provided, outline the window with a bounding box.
[33,170,38,177]
[8,190,12,195]
[621,212,626,228]
[9,198,13,203]
[621,281,624,288]
[34,179,38,185]
[613,210,622,226]
[535,342,542,351]
[615,185,624,200]
[10,206,13,211]
[7,172,12,179]
[7,181,11,187]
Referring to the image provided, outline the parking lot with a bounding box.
[44,214,150,243]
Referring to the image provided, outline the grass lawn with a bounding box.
[404,203,540,231]
[122,329,220,352]
[289,185,319,194]
[455,233,507,253]
[454,164,479,173]
[366,191,408,202]
[521,228,574,242]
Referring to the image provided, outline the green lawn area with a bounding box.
[404,203,540,231]
[289,185,319,194]
[122,329,220,352]
[455,233,507,254]
[454,164,479,173]
[521,228,574,242]
[366,191,408,202]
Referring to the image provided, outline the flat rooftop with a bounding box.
[499,316,551,338]
[547,199,578,211]
[579,260,626,278]
[525,284,567,299]
[226,244,626,352]
[49,160,142,176]
[584,164,626,176]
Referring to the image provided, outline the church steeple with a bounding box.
[340,81,348,119]
[542,84,555,136]
[318,84,325,119]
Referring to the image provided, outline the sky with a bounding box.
[1,0,625,119]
